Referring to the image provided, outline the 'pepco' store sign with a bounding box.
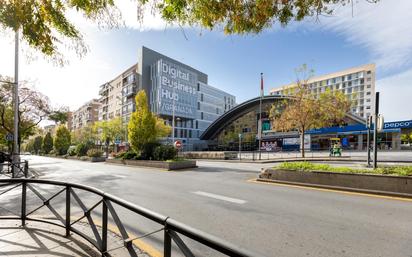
[384,120,412,129]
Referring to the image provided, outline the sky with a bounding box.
[0,0,411,122]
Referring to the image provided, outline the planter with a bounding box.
[106,159,197,170]
[90,157,106,162]
[182,151,237,160]
[259,168,412,195]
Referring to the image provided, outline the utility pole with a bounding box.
[258,73,263,160]
[12,29,20,177]
[373,92,380,169]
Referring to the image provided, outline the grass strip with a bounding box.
[277,162,412,176]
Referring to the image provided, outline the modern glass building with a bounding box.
[98,46,236,150]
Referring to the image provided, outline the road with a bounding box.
[2,155,412,257]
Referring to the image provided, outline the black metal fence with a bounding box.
[0,161,29,178]
[0,179,260,257]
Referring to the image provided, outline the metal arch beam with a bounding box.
[200,95,366,140]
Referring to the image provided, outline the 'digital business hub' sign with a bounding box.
[153,59,198,119]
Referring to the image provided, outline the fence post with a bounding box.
[164,224,172,257]
[21,181,26,226]
[101,198,108,256]
[24,160,28,178]
[65,186,71,237]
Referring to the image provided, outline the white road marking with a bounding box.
[192,191,247,204]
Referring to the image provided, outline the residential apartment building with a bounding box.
[99,46,236,150]
[270,64,376,119]
[71,99,101,131]
[98,67,130,121]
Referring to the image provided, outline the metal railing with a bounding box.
[0,161,29,178]
[0,179,260,257]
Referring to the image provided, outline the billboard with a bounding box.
[152,59,198,119]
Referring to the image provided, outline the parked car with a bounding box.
[0,151,12,172]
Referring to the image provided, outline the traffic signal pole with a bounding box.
[373,92,379,169]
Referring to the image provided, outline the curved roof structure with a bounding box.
[200,95,365,140]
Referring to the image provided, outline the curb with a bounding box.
[256,178,412,199]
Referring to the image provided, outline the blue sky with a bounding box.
[0,0,411,121]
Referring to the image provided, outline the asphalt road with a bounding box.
[2,155,412,257]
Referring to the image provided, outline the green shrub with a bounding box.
[67,146,77,156]
[140,142,161,160]
[153,145,177,161]
[54,125,71,155]
[87,149,103,158]
[122,150,139,160]
[76,141,94,157]
[278,162,412,176]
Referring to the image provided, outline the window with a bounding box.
[366,92,371,95]
[366,106,371,110]
[197,102,200,110]
[367,84,371,88]
[201,94,204,102]
[196,120,198,129]
[367,70,372,74]
[367,78,371,82]
[197,83,200,91]
[347,74,352,80]
[189,130,192,138]
[201,112,204,120]
[216,108,219,114]
[366,99,371,102]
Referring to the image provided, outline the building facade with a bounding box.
[270,64,376,119]
[99,46,236,150]
[71,99,101,131]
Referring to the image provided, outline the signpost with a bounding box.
[174,140,182,149]
[5,133,13,142]
[238,133,242,161]
[366,116,372,167]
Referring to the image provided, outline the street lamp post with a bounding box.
[12,29,20,177]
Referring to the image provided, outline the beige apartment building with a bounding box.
[270,63,376,119]
[71,99,101,131]
[98,64,137,121]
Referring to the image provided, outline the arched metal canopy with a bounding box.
[200,95,365,140]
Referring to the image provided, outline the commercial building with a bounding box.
[98,46,236,150]
[270,64,376,119]
[71,99,101,131]
[200,95,410,151]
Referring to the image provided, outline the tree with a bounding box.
[0,76,51,152]
[128,90,171,153]
[42,132,53,154]
[48,109,69,125]
[71,125,97,145]
[0,1,378,59]
[94,117,125,146]
[33,136,43,154]
[54,125,71,155]
[270,65,351,157]
[401,133,412,145]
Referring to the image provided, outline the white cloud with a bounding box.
[377,67,412,121]
[321,0,412,71]
[0,33,113,111]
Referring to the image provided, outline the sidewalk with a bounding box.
[0,220,149,257]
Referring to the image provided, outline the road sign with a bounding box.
[5,133,13,142]
[174,140,182,149]
[377,115,384,132]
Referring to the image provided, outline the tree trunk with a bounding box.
[300,130,305,158]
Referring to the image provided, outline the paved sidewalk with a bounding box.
[0,220,149,256]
